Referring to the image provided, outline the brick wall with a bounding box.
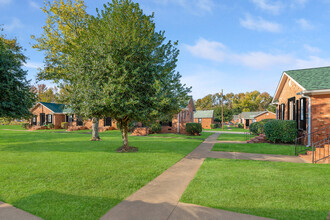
[311,94,330,133]
[31,104,66,128]
[255,112,276,122]
[194,118,214,129]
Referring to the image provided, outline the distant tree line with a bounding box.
[195,90,276,122]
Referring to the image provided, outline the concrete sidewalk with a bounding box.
[0,202,41,220]
[101,133,273,220]
[208,151,308,163]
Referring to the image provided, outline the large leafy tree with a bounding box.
[68,0,190,150]
[0,34,36,120]
[31,84,58,103]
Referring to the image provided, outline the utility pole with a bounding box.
[222,89,224,130]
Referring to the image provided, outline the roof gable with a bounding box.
[285,67,330,90]
[241,111,265,120]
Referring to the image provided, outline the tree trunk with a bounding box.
[121,121,129,150]
[91,117,101,141]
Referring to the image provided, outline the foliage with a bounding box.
[47,123,54,129]
[264,120,297,143]
[210,124,219,129]
[250,119,275,135]
[186,123,202,135]
[61,122,68,129]
[22,123,30,129]
[0,33,36,119]
[214,105,233,122]
[31,84,58,103]
[150,123,161,133]
[237,123,244,128]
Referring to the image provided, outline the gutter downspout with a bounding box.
[302,94,311,146]
[177,113,180,134]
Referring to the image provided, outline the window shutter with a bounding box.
[282,104,285,120]
[279,105,282,120]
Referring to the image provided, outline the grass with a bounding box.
[0,125,26,130]
[181,158,330,220]
[147,132,212,140]
[212,143,295,155]
[205,126,249,132]
[0,129,209,219]
[217,133,254,141]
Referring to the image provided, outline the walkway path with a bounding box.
[101,133,272,220]
[0,202,41,220]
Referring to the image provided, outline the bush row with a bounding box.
[264,120,297,143]
[211,124,219,129]
[249,119,275,135]
[186,123,202,135]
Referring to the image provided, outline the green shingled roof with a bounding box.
[40,102,73,113]
[285,66,330,90]
[194,110,214,119]
[241,111,265,120]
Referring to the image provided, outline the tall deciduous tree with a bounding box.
[0,34,36,119]
[31,84,58,103]
[68,0,190,150]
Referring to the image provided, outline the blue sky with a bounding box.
[1,0,330,99]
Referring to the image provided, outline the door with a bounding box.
[104,117,112,126]
[246,119,250,127]
[40,113,45,126]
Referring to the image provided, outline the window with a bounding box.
[198,118,202,124]
[300,99,304,120]
[47,114,52,123]
[287,97,296,120]
[32,116,36,123]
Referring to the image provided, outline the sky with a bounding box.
[1,0,330,99]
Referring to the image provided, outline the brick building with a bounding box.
[254,111,276,122]
[272,66,330,145]
[194,110,214,129]
[30,102,117,129]
[160,97,196,134]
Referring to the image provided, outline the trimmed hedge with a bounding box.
[211,124,219,129]
[61,122,68,129]
[186,123,202,135]
[237,123,244,128]
[250,119,275,135]
[264,120,297,143]
[150,123,161,133]
[47,123,54,129]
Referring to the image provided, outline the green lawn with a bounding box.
[0,129,209,219]
[0,125,26,130]
[217,133,254,141]
[181,158,330,220]
[212,143,295,155]
[205,127,249,133]
[148,132,212,140]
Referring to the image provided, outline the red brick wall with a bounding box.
[311,94,330,133]
[255,112,276,122]
[194,118,214,129]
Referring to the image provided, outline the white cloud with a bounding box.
[292,0,308,7]
[294,56,330,69]
[233,52,293,69]
[0,0,12,5]
[240,15,282,33]
[251,0,282,14]
[153,0,215,13]
[184,38,330,70]
[29,1,40,9]
[185,38,226,62]
[304,44,321,54]
[4,18,24,32]
[296,18,314,30]
[24,62,44,69]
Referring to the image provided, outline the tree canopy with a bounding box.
[195,90,275,122]
[0,33,36,119]
[33,0,191,149]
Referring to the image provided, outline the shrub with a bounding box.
[22,123,30,129]
[150,123,161,133]
[264,120,297,143]
[47,123,54,129]
[61,122,68,129]
[210,124,219,129]
[186,123,202,135]
[237,123,244,128]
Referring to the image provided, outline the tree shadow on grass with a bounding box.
[12,190,122,220]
